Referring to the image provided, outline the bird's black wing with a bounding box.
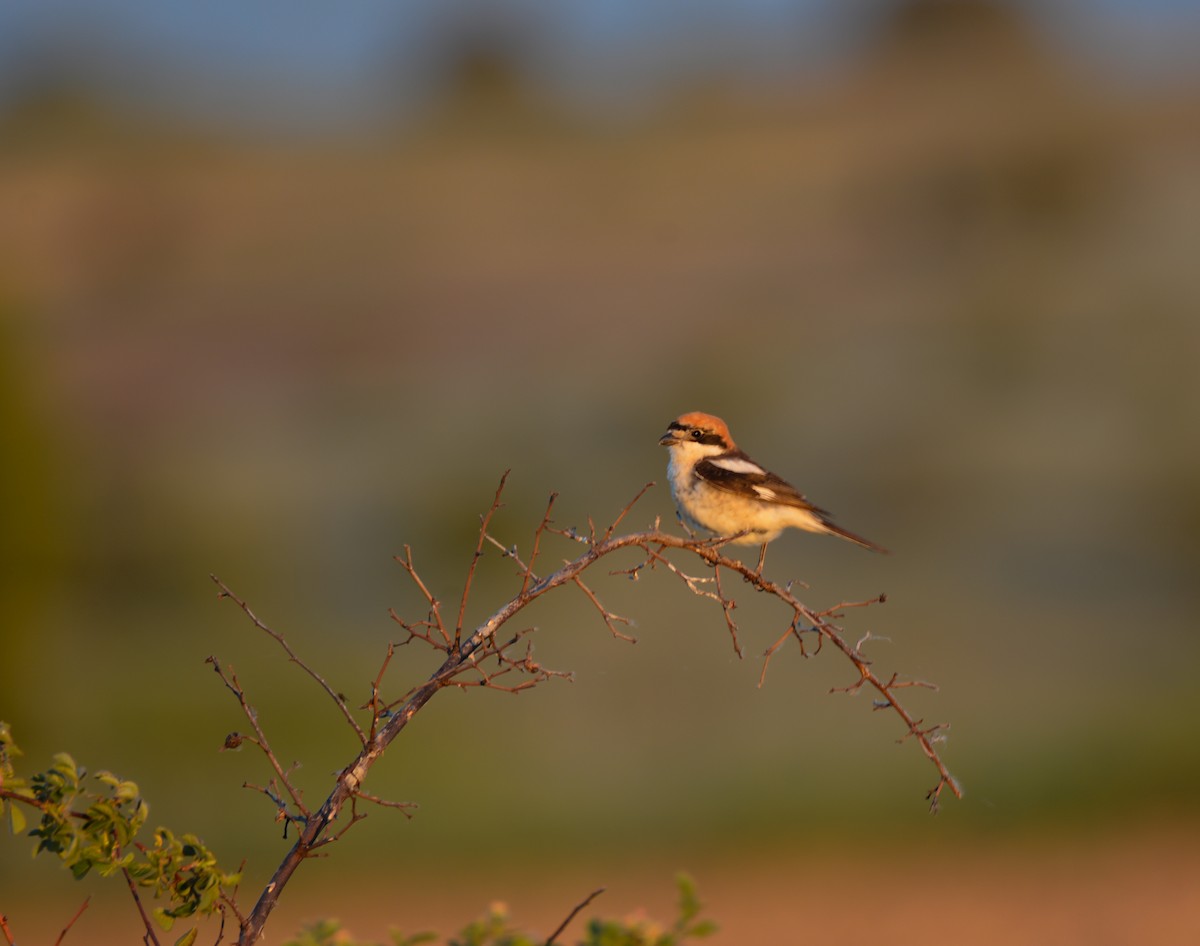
[693,452,831,517]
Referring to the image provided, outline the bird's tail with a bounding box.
[822,520,889,554]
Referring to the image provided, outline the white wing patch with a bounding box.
[752,485,777,501]
[709,456,766,475]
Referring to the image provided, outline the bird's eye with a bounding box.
[691,429,703,439]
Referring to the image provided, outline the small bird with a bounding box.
[659,411,887,571]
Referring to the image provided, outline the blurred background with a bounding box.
[2,0,1199,942]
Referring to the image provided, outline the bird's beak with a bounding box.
[659,428,682,447]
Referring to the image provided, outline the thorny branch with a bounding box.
[209,473,959,945]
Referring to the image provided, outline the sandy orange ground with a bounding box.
[6,822,1198,944]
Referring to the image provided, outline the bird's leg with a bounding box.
[675,510,699,540]
[755,543,768,575]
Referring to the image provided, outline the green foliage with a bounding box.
[283,919,437,946]
[280,874,715,946]
[448,902,538,946]
[0,723,240,935]
[582,874,717,946]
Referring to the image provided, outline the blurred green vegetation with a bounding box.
[1,2,1199,937]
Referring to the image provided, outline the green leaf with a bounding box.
[174,928,199,946]
[6,802,26,835]
[392,932,439,946]
[153,908,176,932]
[50,753,79,778]
[675,873,700,923]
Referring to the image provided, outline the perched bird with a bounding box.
[659,411,887,570]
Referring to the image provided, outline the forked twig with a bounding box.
[758,617,815,685]
[572,575,636,643]
[394,546,450,646]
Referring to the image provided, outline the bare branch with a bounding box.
[218,478,959,945]
[635,533,960,807]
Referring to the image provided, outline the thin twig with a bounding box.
[545,887,606,946]
[0,914,15,946]
[211,576,366,746]
[485,532,536,580]
[394,546,451,646]
[572,575,636,643]
[712,566,743,658]
[53,897,91,946]
[366,641,397,740]
[219,862,249,933]
[317,795,369,847]
[122,867,162,946]
[602,481,655,540]
[817,594,888,617]
[641,545,721,601]
[207,658,310,819]
[455,471,509,647]
[213,902,229,946]
[522,492,559,596]
[352,789,418,816]
[758,617,812,686]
